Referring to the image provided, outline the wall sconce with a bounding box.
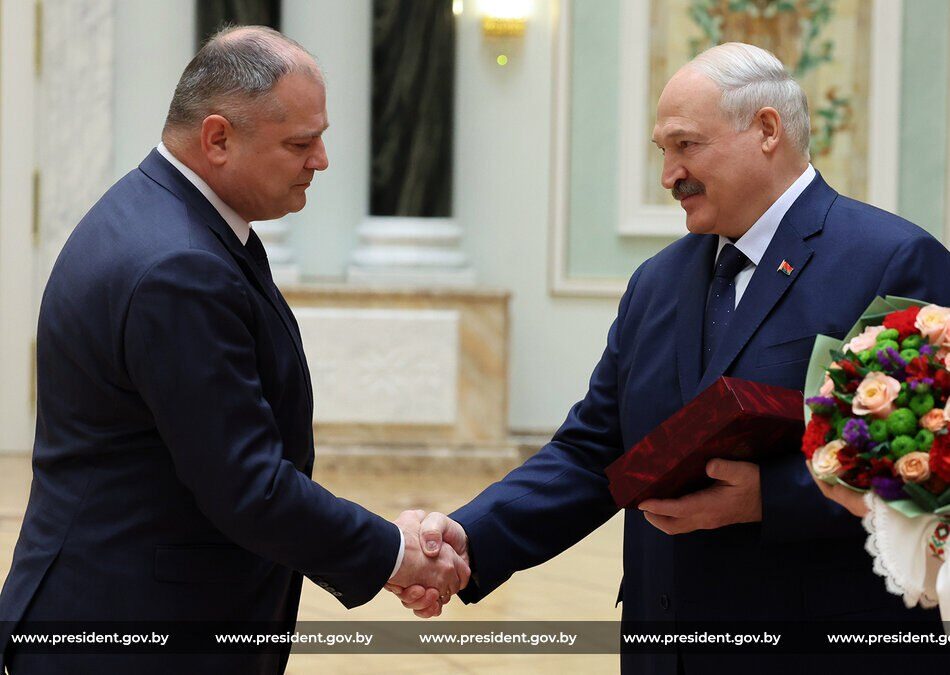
[477,0,530,66]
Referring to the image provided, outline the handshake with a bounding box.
[385,510,469,618]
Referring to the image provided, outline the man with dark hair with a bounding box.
[0,26,466,674]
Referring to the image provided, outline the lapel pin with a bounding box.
[777,260,794,276]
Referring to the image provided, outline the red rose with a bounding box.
[906,356,933,381]
[843,464,873,489]
[837,444,860,472]
[838,359,859,378]
[802,416,833,459]
[883,306,922,341]
[930,433,950,483]
[869,457,896,477]
[935,369,950,393]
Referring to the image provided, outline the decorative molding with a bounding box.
[865,0,903,214]
[548,0,627,298]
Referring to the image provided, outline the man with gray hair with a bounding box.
[393,42,950,673]
[0,25,467,674]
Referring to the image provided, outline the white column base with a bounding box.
[347,216,474,287]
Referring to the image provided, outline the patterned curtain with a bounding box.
[196,0,281,47]
[371,0,455,217]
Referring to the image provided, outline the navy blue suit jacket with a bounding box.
[452,174,950,674]
[0,150,400,674]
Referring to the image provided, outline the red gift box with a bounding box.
[606,377,804,508]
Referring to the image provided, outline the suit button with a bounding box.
[660,594,670,610]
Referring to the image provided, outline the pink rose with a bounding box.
[819,372,835,397]
[843,325,886,354]
[920,408,947,432]
[852,371,901,419]
[915,305,950,347]
[895,452,931,483]
[945,397,950,424]
[811,440,846,479]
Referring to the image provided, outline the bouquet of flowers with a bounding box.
[802,296,950,619]
[802,297,950,512]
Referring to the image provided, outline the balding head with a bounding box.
[163,25,323,142]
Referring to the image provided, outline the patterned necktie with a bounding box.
[702,243,749,371]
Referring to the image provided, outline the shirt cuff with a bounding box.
[389,528,406,580]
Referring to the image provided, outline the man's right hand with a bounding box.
[385,511,469,618]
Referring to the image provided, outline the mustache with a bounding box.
[672,179,705,201]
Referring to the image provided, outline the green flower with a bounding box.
[896,383,910,407]
[874,340,900,356]
[900,348,920,361]
[915,429,935,452]
[891,435,918,457]
[857,349,873,364]
[901,334,923,350]
[909,393,935,417]
[868,419,889,442]
[886,408,918,437]
[877,329,900,342]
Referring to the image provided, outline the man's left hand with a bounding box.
[638,459,762,535]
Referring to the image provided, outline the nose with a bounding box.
[660,153,687,191]
[305,138,328,171]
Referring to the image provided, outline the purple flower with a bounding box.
[920,344,934,357]
[886,347,906,368]
[806,396,837,414]
[842,418,870,448]
[871,476,905,501]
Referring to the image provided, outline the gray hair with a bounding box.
[163,25,321,135]
[688,42,811,158]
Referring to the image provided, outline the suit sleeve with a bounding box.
[123,250,400,608]
[452,267,644,603]
[760,234,950,543]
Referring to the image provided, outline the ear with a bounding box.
[754,107,782,155]
[199,115,232,167]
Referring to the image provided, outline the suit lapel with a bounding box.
[139,150,313,408]
[694,172,836,394]
[675,235,718,403]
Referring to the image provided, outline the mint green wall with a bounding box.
[898,0,949,240]
[567,0,675,279]
[567,0,950,281]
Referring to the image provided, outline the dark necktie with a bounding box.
[702,243,749,371]
[245,229,276,297]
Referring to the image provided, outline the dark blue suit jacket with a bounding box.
[0,150,400,674]
[452,174,950,674]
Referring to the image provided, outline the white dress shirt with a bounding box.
[154,143,407,581]
[156,142,252,245]
[715,164,816,308]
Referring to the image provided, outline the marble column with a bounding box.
[35,0,115,291]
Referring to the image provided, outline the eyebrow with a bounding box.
[651,128,699,145]
[287,124,330,141]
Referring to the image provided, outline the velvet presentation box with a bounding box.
[606,377,804,508]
